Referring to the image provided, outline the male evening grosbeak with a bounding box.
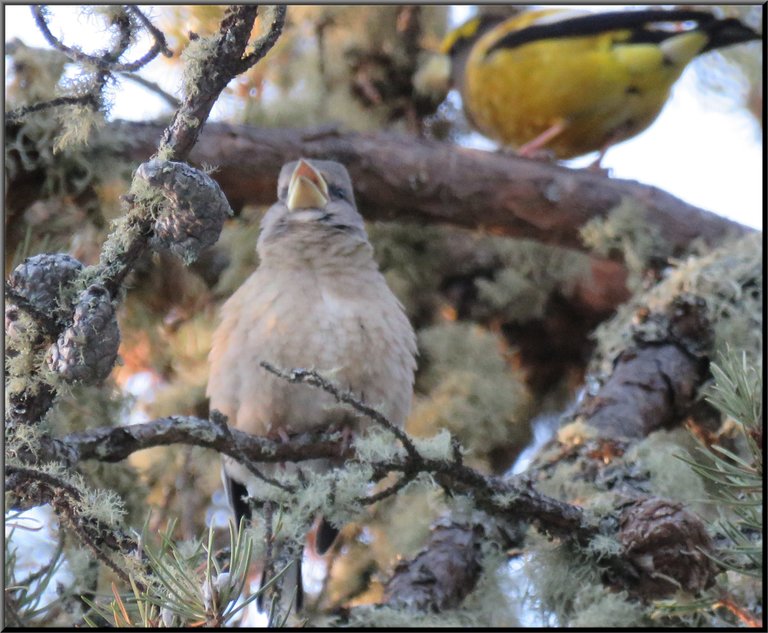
[433,8,760,160]
[207,159,417,612]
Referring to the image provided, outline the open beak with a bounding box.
[287,159,329,210]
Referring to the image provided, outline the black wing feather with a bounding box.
[224,473,252,525]
[486,9,719,56]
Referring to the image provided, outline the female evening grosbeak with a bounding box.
[207,159,417,613]
[431,8,760,160]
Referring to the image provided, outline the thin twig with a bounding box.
[5,465,139,586]
[260,363,421,462]
[210,410,296,494]
[31,4,170,73]
[5,95,99,122]
[66,511,133,586]
[119,72,180,108]
[357,472,418,505]
[16,535,65,588]
[125,6,173,58]
[238,5,287,72]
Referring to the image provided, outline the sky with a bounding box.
[4,4,764,230]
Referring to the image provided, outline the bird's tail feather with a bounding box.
[702,18,760,53]
[316,516,340,555]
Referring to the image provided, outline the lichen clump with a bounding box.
[591,233,762,379]
[409,322,533,471]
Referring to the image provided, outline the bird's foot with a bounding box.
[516,119,568,161]
[585,155,612,176]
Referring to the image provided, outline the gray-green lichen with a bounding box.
[591,232,762,379]
[624,429,709,516]
[473,237,591,323]
[409,322,533,470]
[179,35,219,99]
[580,197,668,290]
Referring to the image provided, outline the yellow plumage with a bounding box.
[441,9,760,159]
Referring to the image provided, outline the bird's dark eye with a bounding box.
[328,185,346,200]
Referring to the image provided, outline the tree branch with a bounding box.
[27,340,718,601]
[574,294,711,438]
[104,121,754,255]
[158,5,284,160]
[38,409,591,544]
[37,416,346,465]
[383,522,485,611]
[260,362,421,463]
[118,72,181,109]
[5,95,99,122]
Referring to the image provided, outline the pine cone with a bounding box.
[46,284,120,384]
[7,253,83,319]
[136,159,232,264]
[617,497,716,599]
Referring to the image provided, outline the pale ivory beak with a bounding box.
[287,159,329,210]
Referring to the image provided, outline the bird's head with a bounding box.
[258,159,369,257]
[437,14,507,93]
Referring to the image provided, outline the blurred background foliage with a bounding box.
[4,4,762,626]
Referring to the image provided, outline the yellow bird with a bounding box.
[439,8,761,160]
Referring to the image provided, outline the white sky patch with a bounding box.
[5,506,74,620]
[598,66,763,229]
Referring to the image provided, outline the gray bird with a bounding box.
[207,158,417,613]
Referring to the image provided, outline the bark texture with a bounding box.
[80,121,754,252]
[384,522,485,611]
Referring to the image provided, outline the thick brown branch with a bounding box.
[384,522,485,611]
[106,121,753,255]
[575,294,711,438]
[577,345,702,438]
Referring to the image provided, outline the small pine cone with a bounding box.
[46,284,120,384]
[617,498,716,599]
[136,159,232,264]
[7,253,83,319]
